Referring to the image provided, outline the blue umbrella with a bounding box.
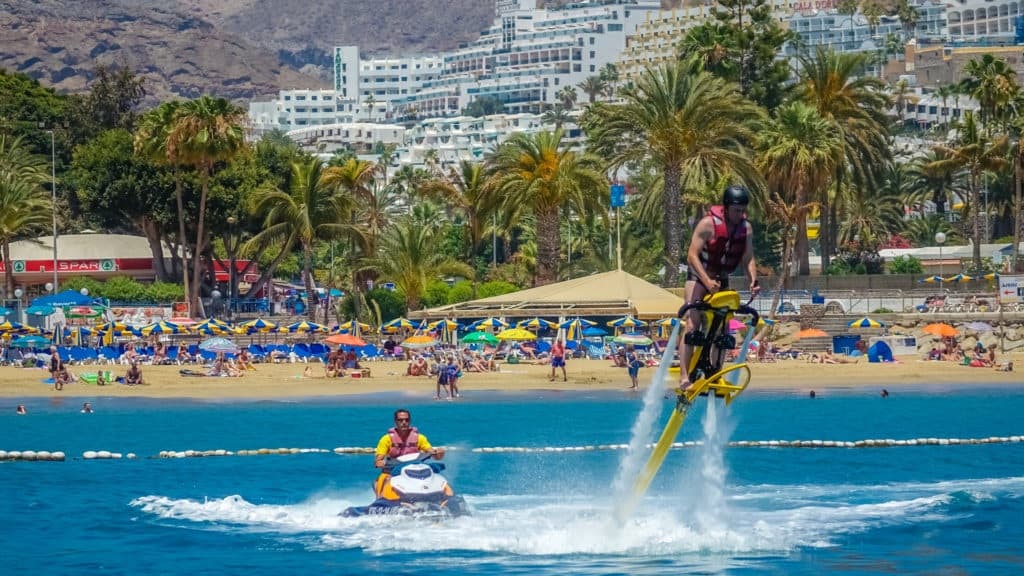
[0,307,12,316]
[199,337,239,354]
[25,305,55,316]
[582,326,608,337]
[12,335,51,348]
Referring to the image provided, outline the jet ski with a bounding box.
[341,452,469,518]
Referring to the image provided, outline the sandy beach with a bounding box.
[1,354,1020,400]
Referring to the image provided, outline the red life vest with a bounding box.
[387,427,420,458]
[701,205,748,277]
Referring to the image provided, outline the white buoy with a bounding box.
[52,451,65,461]
[37,451,51,460]
[0,450,7,460]
[127,453,137,459]
[22,450,37,461]
[83,451,97,459]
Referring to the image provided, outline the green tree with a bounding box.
[929,111,1009,273]
[796,47,891,273]
[756,101,844,292]
[166,96,247,315]
[585,61,764,286]
[895,0,919,41]
[0,135,51,295]
[70,129,177,280]
[487,130,608,285]
[420,160,496,264]
[578,75,607,104]
[247,156,352,319]
[69,64,146,138]
[960,54,1018,134]
[680,0,794,111]
[372,219,474,311]
[463,96,505,117]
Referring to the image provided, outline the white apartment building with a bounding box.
[285,122,406,155]
[388,0,664,117]
[332,46,444,121]
[248,89,359,136]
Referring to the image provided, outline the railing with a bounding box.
[739,289,1022,316]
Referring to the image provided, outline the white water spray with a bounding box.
[611,323,681,500]
[687,398,733,534]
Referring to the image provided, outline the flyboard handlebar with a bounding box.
[677,294,760,327]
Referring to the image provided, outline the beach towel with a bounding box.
[179,369,208,377]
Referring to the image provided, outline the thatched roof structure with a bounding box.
[410,269,684,320]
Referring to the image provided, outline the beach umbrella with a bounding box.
[402,334,438,349]
[25,305,55,316]
[613,332,653,346]
[918,275,943,283]
[516,317,556,331]
[944,273,973,283]
[461,331,499,345]
[287,320,327,333]
[582,326,608,337]
[336,320,371,333]
[922,323,957,338]
[848,317,885,329]
[496,328,537,341]
[964,321,993,332]
[794,328,828,339]
[426,319,459,331]
[559,317,595,341]
[199,337,239,354]
[469,317,507,331]
[0,320,33,334]
[240,317,277,332]
[326,333,367,347]
[607,315,647,328]
[984,272,1000,281]
[193,317,231,333]
[139,320,181,336]
[11,334,51,348]
[381,317,415,331]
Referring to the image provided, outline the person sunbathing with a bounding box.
[406,356,428,376]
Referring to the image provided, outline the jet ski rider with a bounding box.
[373,408,444,476]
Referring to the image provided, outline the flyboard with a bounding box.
[615,290,760,522]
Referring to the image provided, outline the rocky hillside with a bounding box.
[1,0,679,104]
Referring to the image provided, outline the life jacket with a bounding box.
[701,205,748,277]
[387,427,420,459]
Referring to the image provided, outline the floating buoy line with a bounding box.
[1,435,1021,462]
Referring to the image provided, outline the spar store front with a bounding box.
[1,234,168,309]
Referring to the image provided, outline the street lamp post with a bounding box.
[45,128,58,292]
[935,231,947,297]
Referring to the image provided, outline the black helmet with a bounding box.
[722,185,750,206]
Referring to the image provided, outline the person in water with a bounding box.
[678,184,760,393]
[373,409,445,498]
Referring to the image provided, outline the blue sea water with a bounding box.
[2,386,1023,575]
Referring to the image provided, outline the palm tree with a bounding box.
[796,47,891,274]
[961,54,1018,134]
[935,83,955,127]
[756,101,845,282]
[895,0,919,41]
[134,102,191,307]
[578,75,607,104]
[165,96,246,316]
[0,135,51,296]
[487,130,608,285]
[929,111,1009,273]
[902,214,958,247]
[247,157,353,319]
[585,60,764,286]
[557,86,578,110]
[420,160,495,264]
[905,149,962,216]
[541,104,572,129]
[372,218,474,311]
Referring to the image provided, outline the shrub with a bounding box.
[887,255,923,274]
[447,281,475,304]
[365,288,407,321]
[477,280,519,299]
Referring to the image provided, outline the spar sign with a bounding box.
[997,274,1024,305]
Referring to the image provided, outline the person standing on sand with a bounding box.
[549,339,567,382]
[626,345,643,389]
[678,185,760,393]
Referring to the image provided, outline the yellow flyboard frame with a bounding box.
[620,290,758,521]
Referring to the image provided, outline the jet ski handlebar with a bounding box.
[677,298,760,327]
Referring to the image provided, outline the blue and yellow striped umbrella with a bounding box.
[918,275,943,283]
[193,317,232,334]
[286,320,327,333]
[559,317,595,341]
[382,317,415,331]
[426,319,459,331]
[607,315,647,328]
[0,320,36,334]
[848,317,885,329]
[240,317,277,332]
[944,273,973,283]
[139,320,181,336]
[336,320,371,333]
[516,317,556,330]
[984,272,1000,281]
[470,317,508,331]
